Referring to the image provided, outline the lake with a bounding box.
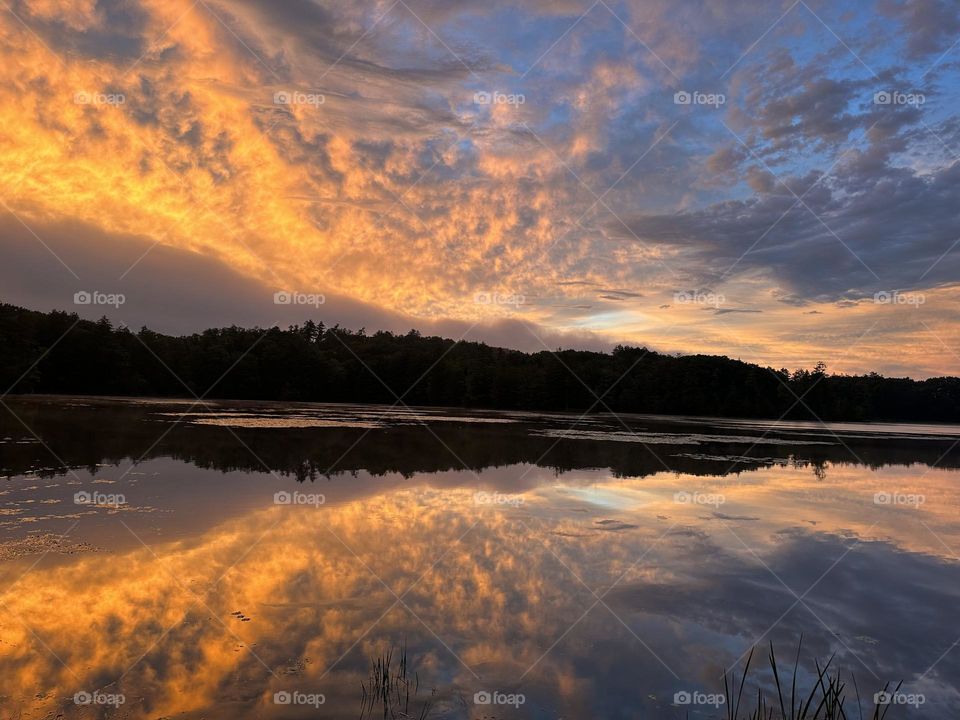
[1,395,959,718]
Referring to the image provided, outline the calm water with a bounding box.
[2,396,960,718]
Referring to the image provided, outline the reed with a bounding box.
[722,638,903,720]
[359,639,434,720]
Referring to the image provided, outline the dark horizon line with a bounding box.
[3,301,959,424]
[11,300,957,384]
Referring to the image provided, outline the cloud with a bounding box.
[0,213,611,353]
[0,0,959,376]
[622,156,960,300]
[878,0,960,59]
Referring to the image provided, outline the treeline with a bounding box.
[1,303,958,422]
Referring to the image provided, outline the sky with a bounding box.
[1,0,959,377]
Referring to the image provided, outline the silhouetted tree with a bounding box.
[1,303,958,422]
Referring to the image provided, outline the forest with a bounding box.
[1,302,957,422]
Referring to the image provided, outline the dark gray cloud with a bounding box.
[622,118,960,301]
[606,527,960,715]
[878,0,960,59]
[0,214,611,353]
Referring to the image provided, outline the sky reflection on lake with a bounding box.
[1,397,959,718]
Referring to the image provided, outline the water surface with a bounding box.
[2,396,960,718]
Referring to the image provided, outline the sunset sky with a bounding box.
[1,0,959,377]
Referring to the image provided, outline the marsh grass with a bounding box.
[356,637,900,719]
[359,640,434,720]
[723,639,903,720]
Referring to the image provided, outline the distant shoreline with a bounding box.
[3,302,960,424]
[8,392,960,431]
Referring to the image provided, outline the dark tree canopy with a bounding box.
[1,303,957,422]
